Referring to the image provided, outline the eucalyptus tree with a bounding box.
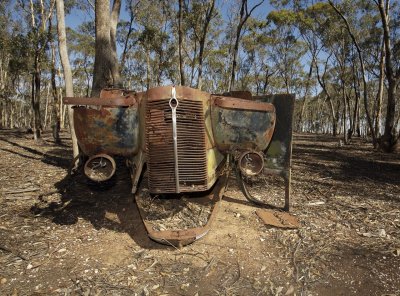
[228,0,264,91]
[266,9,307,94]
[374,0,400,152]
[56,0,79,161]
[192,0,217,89]
[91,0,121,97]
[68,22,95,97]
[20,0,56,140]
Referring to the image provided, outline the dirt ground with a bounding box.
[0,130,399,296]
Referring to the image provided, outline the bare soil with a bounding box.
[0,130,399,296]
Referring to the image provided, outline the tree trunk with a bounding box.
[92,0,121,96]
[43,82,50,130]
[329,1,376,144]
[298,59,313,132]
[197,0,215,90]
[146,47,151,89]
[51,43,61,143]
[178,0,185,86]
[377,0,398,152]
[228,0,264,92]
[316,55,337,136]
[374,40,385,140]
[110,0,121,87]
[56,0,79,159]
[32,56,42,140]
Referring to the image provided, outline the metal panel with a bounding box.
[73,106,139,157]
[210,96,276,152]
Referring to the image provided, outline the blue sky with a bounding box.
[65,0,275,31]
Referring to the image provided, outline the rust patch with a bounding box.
[212,96,275,112]
[63,96,137,107]
[256,209,299,229]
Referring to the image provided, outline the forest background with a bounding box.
[0,0,399,152]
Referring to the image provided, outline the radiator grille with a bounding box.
[146,99,207,193]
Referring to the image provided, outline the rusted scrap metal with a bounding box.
[73,106,139,157]
[84,154,116,182]
[64,89,138,106]
[256,209,299,229]
[212,96,275,112]
[63,85,295,246]
[135,174,228,247]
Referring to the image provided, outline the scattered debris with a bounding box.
[135,189,214,231]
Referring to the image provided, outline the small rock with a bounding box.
[142,286,149,296]
[180,283,190,289]
[261,266,266,272]
[285,285,295,295]
[362,232,373,238]
[57,248,67,253]
[1,278,7,285]
[235,213,241,218]
[27,264,33,270]
[378,229,386,237]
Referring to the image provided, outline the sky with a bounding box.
[65,0,275,31]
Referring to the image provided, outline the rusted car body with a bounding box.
[64,86,294,246]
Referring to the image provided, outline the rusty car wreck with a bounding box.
[64,86,294,246]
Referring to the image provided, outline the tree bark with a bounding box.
[92,0,121,96]
[316,55,337,136]
[51,43,61,143]
[374,39,385,139]
[376,0,399,151]
[298,58,314,132]
[110,0,121,87]
[32,54,42,140]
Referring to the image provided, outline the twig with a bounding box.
[0,245,28,261]
[3,187,40,194]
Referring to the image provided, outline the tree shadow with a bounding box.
[30,157,169,250]
[0,136,71,170]
[292,142,400,203]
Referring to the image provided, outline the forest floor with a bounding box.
[0,129,399,296]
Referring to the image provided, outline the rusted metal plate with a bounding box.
[64,96,137,106]
[73,106,139,156]
[256,209,299,229]
[210,95,276,152]
[256,94,295,211]
[212,96,275,112]
[63,88,139,107]
[255,94,295,171]
[222,91,253,100]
